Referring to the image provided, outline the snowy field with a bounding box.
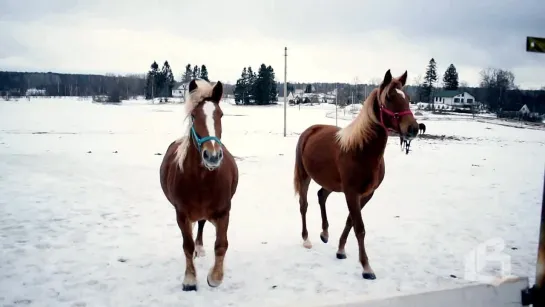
[1,97,544,307]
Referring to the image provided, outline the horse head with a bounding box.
[187,79,225,170]
[377,69,419,141]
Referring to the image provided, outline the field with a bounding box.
[1,97,544,307]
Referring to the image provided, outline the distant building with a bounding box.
[172,83,188,101]
[25,88,46,96]
[519,104,530,115]
[432,90,477,107]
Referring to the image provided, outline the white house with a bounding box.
[25,88,46,96]
[172,83,188,98]
[286,92,295,103]
[432,90,477,107]
[519,104,530,115]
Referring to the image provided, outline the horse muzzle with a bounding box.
[202,148,223,170]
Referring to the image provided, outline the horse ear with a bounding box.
[398,70,408,86]
[380,69,392,90]
[211,81,223,102]
[188,79,198,92]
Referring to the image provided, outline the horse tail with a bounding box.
[293,130,311,196]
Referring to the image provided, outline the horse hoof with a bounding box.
[207,275,222,288]
[182,284,197,291]
[303,239,312,249]
[194,245,206,258]
[320,233,328,243]
[336,252,347,259]
[362,272,376,280]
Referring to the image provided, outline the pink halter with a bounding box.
[377,90,413,132]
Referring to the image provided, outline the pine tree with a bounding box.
[252,64,279,105]
[182,64,192,83]
[192,65,200,80]
[234,67,249,104]
[422,58,438,105]
[247,66,257,103]
[161,61,175,97]
[200,65,209,81]
[267,65,278,102]
[145,61,159,99]
[442,64,459,90]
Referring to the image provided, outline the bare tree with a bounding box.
[412,74,423,86]
[479,68,515,111]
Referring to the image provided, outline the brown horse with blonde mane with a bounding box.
[293,69,418,280]
[160,79,238,291]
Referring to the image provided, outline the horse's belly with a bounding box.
[304,153,342,192]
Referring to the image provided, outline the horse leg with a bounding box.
[340,192,376,280]
[207,212,230,288]
[298,177,312,249]
[336,192,374,259]
[175,210,198,291]
[335,215,352,259]
[194,220,206,258]
[318,188,332,243]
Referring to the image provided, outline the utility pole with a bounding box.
[283,47,288,137]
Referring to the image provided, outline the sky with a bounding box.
[1,0,544,89]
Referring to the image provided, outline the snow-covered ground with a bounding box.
[1,97,544,307]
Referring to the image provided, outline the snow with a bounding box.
[1,97,544,307]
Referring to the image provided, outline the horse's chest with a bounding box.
[177,177,217,202]
[169,173,227,219]
[343,160,384,195]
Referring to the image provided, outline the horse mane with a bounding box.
[335,88,382,152]
[174,79,217,171]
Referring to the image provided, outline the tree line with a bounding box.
[233,64,278,105]
[0,71,146,101]
[2,59,543,115]
[413,58,545,116]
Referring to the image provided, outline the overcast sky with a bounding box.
[1,0,544,89]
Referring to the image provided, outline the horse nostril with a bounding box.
[202,149,210,160]
[218,150,223,159]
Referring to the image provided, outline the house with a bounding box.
[172,83,188,98]
[286,92,295,104]
[519,104,530,115]
[293,89,304,97]
[25,88,47,96]
[432,90,477,107]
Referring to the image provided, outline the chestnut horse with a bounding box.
[160,79,239,291]
[293,69,418,280]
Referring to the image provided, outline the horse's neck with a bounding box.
[354,102,389,154]
[182,136,203,173]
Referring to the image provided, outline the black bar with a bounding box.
[533,169,545,306]
[526,37,545,53]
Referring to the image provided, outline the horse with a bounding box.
[293,69,419,280]
[418,123,426,134]
[399,122,426,154]
[159,79,239,291]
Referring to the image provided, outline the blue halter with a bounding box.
[189,117,222,153]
